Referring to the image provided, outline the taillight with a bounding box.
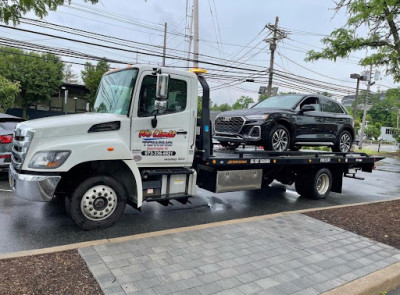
[0,135,13,144]
[0,154,11,158]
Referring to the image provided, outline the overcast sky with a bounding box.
[2,0,397,105]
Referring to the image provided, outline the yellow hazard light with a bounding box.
[309,159,312,163]
[273,159,277,164]
[189,68,208,74]
[212,160,216,164]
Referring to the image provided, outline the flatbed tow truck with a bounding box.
[9,65,381,230]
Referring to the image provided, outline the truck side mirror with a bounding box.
[156,74,169,99]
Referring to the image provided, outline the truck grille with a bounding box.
[215,116,245,134]
[12,128,33,170]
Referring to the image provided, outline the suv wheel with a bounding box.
[332,130,352,153]
[265,124,290,152]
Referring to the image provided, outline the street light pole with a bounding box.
[358,65,374,149]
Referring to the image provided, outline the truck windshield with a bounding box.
[93,68,138,115]
[253,95,303,109]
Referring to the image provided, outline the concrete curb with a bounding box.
[323,262,400,295]
[1,196,399,260]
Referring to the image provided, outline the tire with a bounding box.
[66,176,127,230]
[332,130,353,153]
[265,124,290,152]
[296,168,332,200]
[220,141,240,149]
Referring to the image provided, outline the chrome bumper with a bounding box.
[9,165,61,202]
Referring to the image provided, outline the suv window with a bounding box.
[297,97,321,111]
[320,97,344,113]
[138,75,187,117]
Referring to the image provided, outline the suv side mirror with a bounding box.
[300,105,315,114]
[156,73,169,99]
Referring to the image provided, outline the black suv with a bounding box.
[214,94,354,152]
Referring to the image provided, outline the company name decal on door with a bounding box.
[138,129,176,138]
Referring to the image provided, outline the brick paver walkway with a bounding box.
[79,214,400,295]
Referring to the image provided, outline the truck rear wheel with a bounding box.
[295,168,332,200]
[66,176,127,230]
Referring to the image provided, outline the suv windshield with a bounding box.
[93,68,138,115]
[253,95,303,109]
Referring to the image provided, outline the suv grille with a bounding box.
[215,116,245,134]
[12,128,33,170]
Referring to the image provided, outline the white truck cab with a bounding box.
[9,65,380,230]
[10,66,200,229]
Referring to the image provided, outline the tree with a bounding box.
[0,47,64,118]
[81,60,110,107]
[0,0,98,25]
[305,0,400,82]
[232,96,254,110]
[0,75,20,111]
[63,64,78,84]
[218,103,232,112]
[365,122,382,140]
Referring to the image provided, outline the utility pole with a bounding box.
[162,22,167,67]
[186,5,194,69]
[193,0,199,68]
[267,17,279,97]
[359,64,374,149]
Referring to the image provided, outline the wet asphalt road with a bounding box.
[0,157,399,254]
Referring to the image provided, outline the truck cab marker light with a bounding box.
[107,148,114,152]
[273,159,277,164]
[309,159,312,163]
[212,160,216,164]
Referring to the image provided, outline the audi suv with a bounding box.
[214,94,354,152]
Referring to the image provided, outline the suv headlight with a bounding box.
[246,114,269,120]
[29,151,71,169]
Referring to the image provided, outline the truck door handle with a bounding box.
[177,131,188,135]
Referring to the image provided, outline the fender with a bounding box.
[123,159,143,207]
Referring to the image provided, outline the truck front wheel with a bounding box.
[66,176,127,230]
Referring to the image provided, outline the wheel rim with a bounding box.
[339,133,352,152]
[272,129,289,151]
[80,185,117,221]
[316,173,330,195]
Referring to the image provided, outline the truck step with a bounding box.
[144,194,191,204]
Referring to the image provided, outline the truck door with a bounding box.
[130,71,195,167]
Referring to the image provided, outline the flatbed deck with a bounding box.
[196,147,381,171]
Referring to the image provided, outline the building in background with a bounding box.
[7,83,89,119]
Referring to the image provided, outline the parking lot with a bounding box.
[0,157,399,254]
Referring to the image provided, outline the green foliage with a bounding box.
[0,46,64,118]
[232,96,254,110]
[0,0,98,25]
[81,60,110,108]
[0,75,20,111]
[258,93,269,102]
[354,119,361,133]
[365,122,382,139]
[305,0,400,82]
[63,64,78,84]
[217,103,232,112]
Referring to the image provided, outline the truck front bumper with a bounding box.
[9,164,61,202]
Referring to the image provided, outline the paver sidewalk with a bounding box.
[79,214,400,295]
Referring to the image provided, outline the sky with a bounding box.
[1,0,397,105]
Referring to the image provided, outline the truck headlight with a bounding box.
[29,151,71,169]
[246,114,269,120]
